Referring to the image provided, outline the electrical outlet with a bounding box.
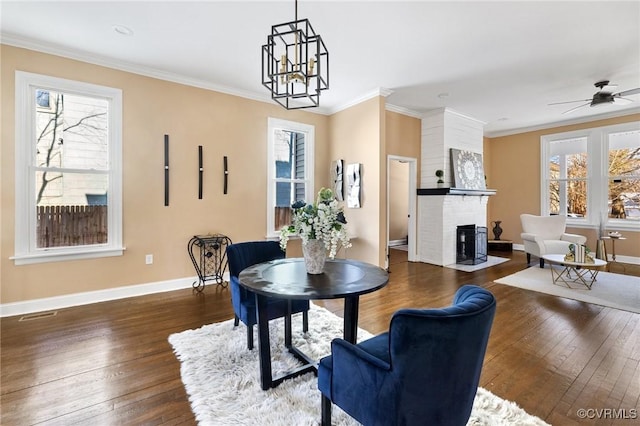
[145,254,153,265]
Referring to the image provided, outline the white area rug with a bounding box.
[495,266,640,314]
[446,255,510,272]
[169,304,549,425]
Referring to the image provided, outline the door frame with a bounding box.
[386,155,417,265]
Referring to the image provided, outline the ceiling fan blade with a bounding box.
[548,99,590,106]
[612,96,634,105]
[562,102,590,114]
[615,87,640,97]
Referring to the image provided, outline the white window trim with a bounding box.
[266,117,315,238]
[540,121,640,232]
[12,71,124,265]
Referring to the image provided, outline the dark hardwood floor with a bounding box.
[1,250,638,425]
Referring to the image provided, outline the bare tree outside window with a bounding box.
[545,128,640,224]
[34,89,109,248]
[608,132,640,219]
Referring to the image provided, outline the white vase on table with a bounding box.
[302,239,327,274]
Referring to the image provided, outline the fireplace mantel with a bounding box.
[417,188,497,196]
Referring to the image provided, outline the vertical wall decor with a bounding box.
[164,134,170,206]
[331,159,344,201]
[198,145,203,199]
[223,156,229,194]
[346,163,361,208]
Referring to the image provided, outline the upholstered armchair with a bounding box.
[226,241,309,350]
[520,214,587,268]
[317,285,496,426]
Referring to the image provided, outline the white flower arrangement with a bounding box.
[279,188,352,259]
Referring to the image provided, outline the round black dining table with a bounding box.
[239,257,389,390]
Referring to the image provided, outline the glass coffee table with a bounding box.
[541,254,608,290]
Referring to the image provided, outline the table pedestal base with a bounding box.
[256,295,360,390]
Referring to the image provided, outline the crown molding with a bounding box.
[385,103,423,119]
[422,107,487,125]
[6,33,636,131]
[329,87,394,114]
[0,33,335,114]
[485,107,640,138]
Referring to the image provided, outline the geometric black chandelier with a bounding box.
[262,0,329,110]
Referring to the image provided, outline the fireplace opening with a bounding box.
[456,225,487,265]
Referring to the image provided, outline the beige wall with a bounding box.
[1,45,335,303]
[385,111,421,242]
[486,113,640,258]
[4,44,636,306]
[328,97,385,266]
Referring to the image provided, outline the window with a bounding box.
[541,121,640,231]
[266,118,314,237]
[14,71,123,264]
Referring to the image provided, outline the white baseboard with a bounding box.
[388,239,408,247]
[0,273,230,318]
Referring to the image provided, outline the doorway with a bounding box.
[387,155,417,267]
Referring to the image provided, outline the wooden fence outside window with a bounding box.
[37,205,107,248]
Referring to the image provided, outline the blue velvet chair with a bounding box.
[318,285,496,426]
[226,241,309,350]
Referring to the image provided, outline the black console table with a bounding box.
[187,234,232,292]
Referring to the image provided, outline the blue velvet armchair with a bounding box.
[226,241,309,350]
[318,285,496,426]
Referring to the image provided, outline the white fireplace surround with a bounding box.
[417,108,493,266]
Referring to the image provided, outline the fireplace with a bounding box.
[456,225,487,265]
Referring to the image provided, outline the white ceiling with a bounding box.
[2,0,639,136]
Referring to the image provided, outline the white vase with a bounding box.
[302,239,327,274]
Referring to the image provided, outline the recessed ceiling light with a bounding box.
[113,25,134,36]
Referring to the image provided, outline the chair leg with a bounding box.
[234,315,239,327]
[526,253,531,265]
[321,394,332,426]
[539,257,545,268]
[247,325,254,350]
[302,311,309,333]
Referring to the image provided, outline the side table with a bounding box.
[488,239,513,252]
[598,235,626,273]
[187,234,232,292]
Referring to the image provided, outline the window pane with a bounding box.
[608,178,640,220]
[567,180,587,217]
[548,180,560,215]
[548,138,588,217]
[294,134,305,179]
[567,153,587,179]
[35,90,109,171]
[608,129,640,220]
[274,182,293,230]
[274,129,292,178]
[35,171,108,248]
[548,155,560,180]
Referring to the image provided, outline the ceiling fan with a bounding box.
[549,80,640,114]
